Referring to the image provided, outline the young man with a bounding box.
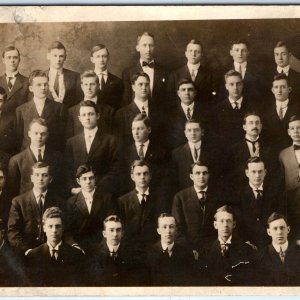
[122,32,168,106]
[8,118,63,198]
[168,39,217,105]
[263,74,300,154]
[146,213,196,286]
[115,72,162,146]
[65,164,116,254]
[118,160,158,247]
[8,162,63,254]
[254,212,300,286]
[236,157,285,249]
[15,69,66,151]
[90,44,123,110]
[172,161,222,257]
[25,207,85,286]
[65,100,120,195]
[200,205,255,286]
[46,41,82,107]
[166,78,205,150]
[0,46,29,115]
[66,70,114,138]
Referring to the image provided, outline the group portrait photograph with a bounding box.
[1,5,300,296]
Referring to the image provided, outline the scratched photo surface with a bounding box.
[1,5,300,296]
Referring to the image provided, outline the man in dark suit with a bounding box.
[263,74,300,154]
[172,161,222,258]
[0,166,11,226]
[236,157,285,249]
[66,70,114,138]
[65,164,116,254]
[15,69,66,151]
[46,41,82,108]
[90,44,123,110]
[0,45,29,116]
[254,212,300,286]
[115,71,163,146]
[146,213,196,286]
[65,100,120,195]
[8,118,63,198]
[118,160,159,247]
[26,207,85,286]
[122,32,168,107]
[166,78,206,150]
[87,215,145,286]
[200,205,255,286]
[8,162,63,254]
[168,39,217,106]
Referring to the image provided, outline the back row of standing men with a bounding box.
[0,32,300,285]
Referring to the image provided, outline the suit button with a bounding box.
[257,218,260,221]
[36,237,39,240]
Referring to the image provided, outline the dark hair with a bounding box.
[0,218,5,231]
[131,72,150,85]
[0,87,7,102]
[177,78,196,91]
[80,70,99,85]
[185,119,203,130]
[273,73,290,86]
[79,100,99,115]
[288,115,300,125]
[157,213,176,228]
[186,39,203,52]
[130,159,151,174]
[243,112,261,124]
[230,40,249,50]
[245,156,265,170]
[137,32,154,44]
[2,45,20,58]
[90,44,109,57]
[31,162,51,175]
[103,215,122,229]
[48,41,66,53]
[274,41,289,51]
[267,212,289,227]
[29,70,48,86]
[132,113,151,128]
[42,207,63,225]
[76,164,95,179]
[189,160,209,174]
[224,69,243,82]
[214,205,236,221]
[0,163,6,177]
[28,118,48,132]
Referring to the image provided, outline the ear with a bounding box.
[287,226,291,234]
[245,169,249,178]
[189,173,194,181]
[177,90,181,98]
[213,221,218,230]
[288,86,292,93]
[96,113,100,121]
[147,127,152,134]
[232,221,236,230]
[243,124,246,131]
[267,228,271,237]
[29,85,33,93]
[271,86,275,94]
[46,52,51,61]
[49,176,53,184]
[76,178,80,186]
[229,49,234,57]
[130,173,135,182]
[157,227,161,235]
[90,56,95,64]
[102,230,106,238]
[136,44,140,53]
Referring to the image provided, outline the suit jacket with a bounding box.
[263,100,299,154]
[0,73,29,115]
[200,238,255,286]
[146,240,196,286]
[65,189,117,253]
[26,241,85,286]
[15,99,67,151]
[122,61,168,107]
[0,113,16,154]
[7,147,63,198]
[65,131,120,194]
[46,68,83,108]
[167,64,217,106]
[7,189,63,252]
[279,145,300,191]
[98,72,123,110]
[66,97,115,139]
[254,243,300,286]
[118,189,159,246]
[172,186,222,250]
[87,240,145,286]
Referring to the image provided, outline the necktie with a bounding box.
[141,194,146,209]
[54,72,59,95]
[51,249,58,261]
[86,134,92,153]
[233,101,239,110]
[199,191,206,205]
[191,69,196,82]
[255,190,262,219]
[186,107,192,120]
[278,105,284,120]
[111,250,118,261]
[7,77,13,90]
[238,64,243,77]
[279,247,285,263]
[194,146,198,161]
[38,194,44,218]
[245,138,258,154]
[221,243,229,257]
[100,73,106,90]
[162,249,170,258]
[141,106,147,116]
[142,61,154,68]
[138,144,144,160]
[37,148,43,162]
[294,144,300,151]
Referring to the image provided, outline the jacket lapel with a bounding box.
[63,68,71,92]
[75,192,90,216]
[41,99,54,119]
[9,74,23,98]
[87,131,101,158]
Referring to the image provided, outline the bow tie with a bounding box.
[294,144,300,151]
[142,61,154,68]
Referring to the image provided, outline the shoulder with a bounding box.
[12,190,32,204]
[108,72,122,82]
[63,68,80,78]
[279,146,293,158]
[26,243,47,258]
[174,187,193,198]
[118,190,135,202]
[172,144,188,156]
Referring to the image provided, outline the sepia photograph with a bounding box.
[0,5,300,296]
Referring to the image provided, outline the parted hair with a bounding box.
[157,213,176,228]
[177,78,196,91]
[230,39,249,49]
[224,69,243,82]
[80,70,99,85]
[90,44,109,57]
[274,41,289,51]
[273,73,290,86]
[2,45,20,58]
[28,118,48,132]
[245,156,266,170]
[31,162,51,176]
[29,70,48,86]
[76,164,95,179]
[186,39,203,51]
[130,159,151,174]
[42,207,63,225]
[79,100,99,115]
[103,215,122,229]
[137,32,154,44]
[131,71,150,85]
[243,112,261,124]
[214,205,236,221]
[48,41,66,53]
[132,113,151,128]
[267,212,289,227]
[189,160,209,174]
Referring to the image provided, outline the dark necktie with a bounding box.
[7,76,13,90]
[138,144,144,160]
[278,106,284,120]
[221,243,229,257]
[141,106,147,116]
[255,190,262,219]
[54,72,59,95]
[279,247,285,263]
[110,250,118,261]
[245,138,258,153]
[186,107,192,120]
[142,61,154,68]
[194,146,198,161]
[38,194,44,218]
[198,191,206,206]
[162,249,170,259]
[37,148,43,162]
[141,194,146,209]
[51,249,58,262]
[190,69,196,82]
[294,144,300,151]
[233,101,239,110]
[100,74,106,90]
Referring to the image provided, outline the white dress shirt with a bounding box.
[33,97,46,116]
[229,96,243,109]
[84,126,98,153]
[245,134,260,157]
[6,70,18,89]
[48,67,65,103]
[140,59,154,93]
[249,182,263,199]
[135,139,150,158]
[96,69,108,83]
[277,65,290,76]
[134,98,149,116]
[84,95,98,103]
[107,242,120,254]
[181,102,194,119]
[161,241,174,257]
[82,188,96,214]
[272,241,288,253]
[194,185,208,200]
[187,62,200,80]
[188,140,202,162]
[234,61,247,79]
[30,145,45,161]
[136,187,149,204]
[32,189,47,205]
[218,235,232,245]
[276,99,289,119]
[293,143,300,165]
[47,240,62,259]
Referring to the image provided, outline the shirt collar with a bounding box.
[96,69,108,76]
[32,189,47,200]
[218,235,232,244]
[136,187,149,196]
[30,144,45,153]
[188,140,202,149]
[187,62,200,71]
[249,182,264,191]
[245,134,259,142]
[81,188,96,200]
[49,67,63,75]
[194,185,208,194]
[181,101,194,111]
[229,96,243,104]
[47,240,62,251]
[84,126,98,138]
[234,61,247,69]
[272,240,288,253]
[84,95,98,103]
[277,65,290,74]
[135,139,150,148]
[134,98,148,110]
[33,97,46,104]
[6,70,18,78]
[140,58,154,66]
[276,99,289,108]
[107,242,120,253]
[0,240,5,250]
[161,241,174,251]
